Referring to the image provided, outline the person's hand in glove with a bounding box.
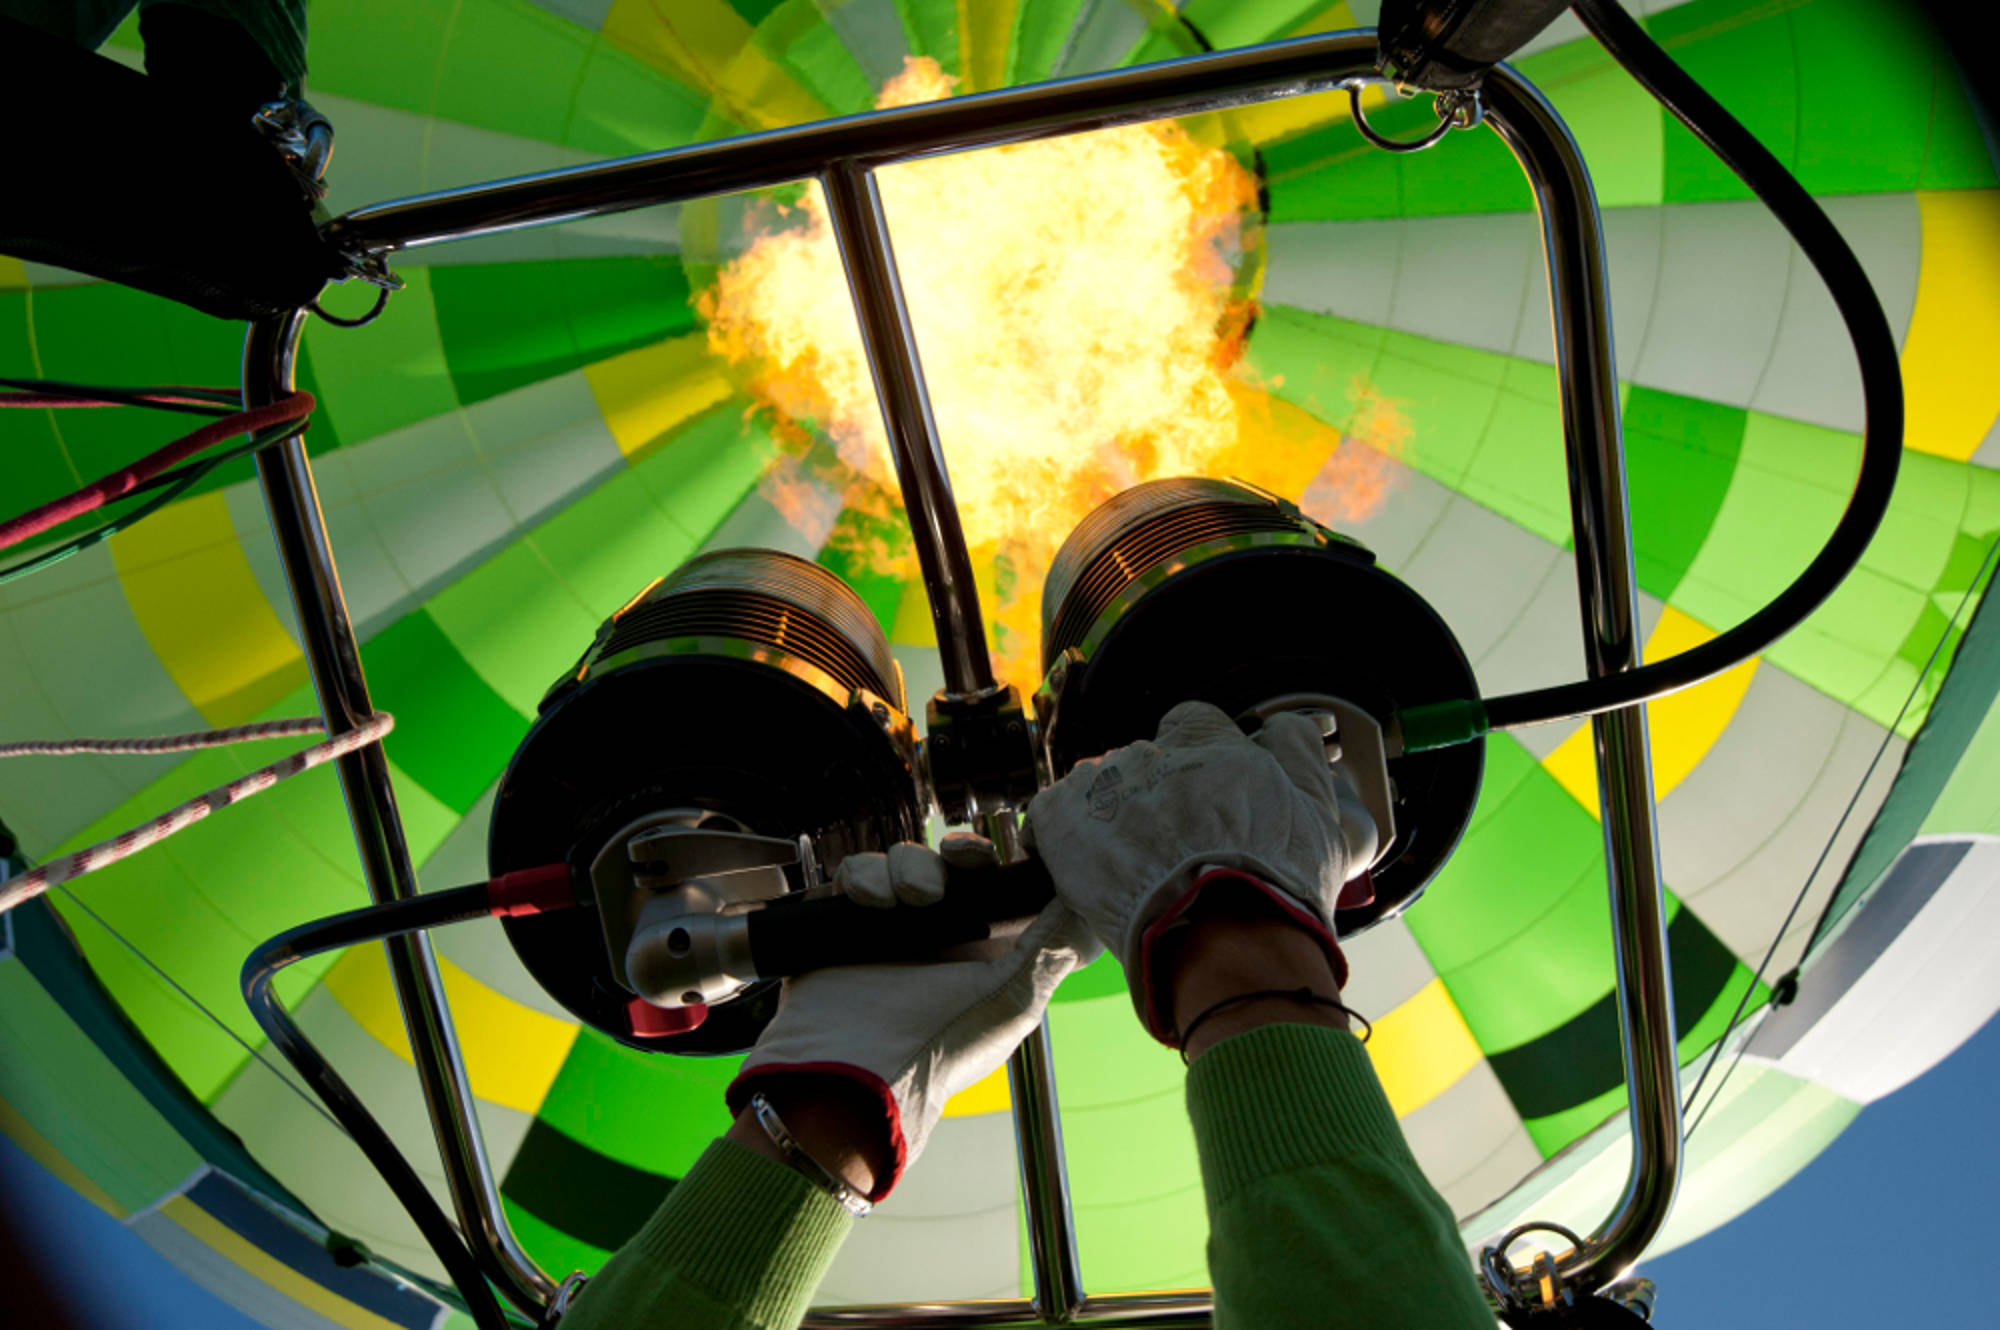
[725,834,1100,1202]
[1025,699,1378,1047]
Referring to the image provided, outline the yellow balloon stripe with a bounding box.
[0,255,26,289]
[160,1194,408,1330]
[1901,189,2000,462]
[1366,978,1485,1117]
[0,1094,125,1217]
[602,0,829,132]
[1542,605,1760,818]
[582,332,735,460]
[109,491,307,728]
[320,942,580,1117]
[943,1062,1013,1117]
[958,0,1020,93]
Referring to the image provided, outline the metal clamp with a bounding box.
[1482,1221,1586,1311]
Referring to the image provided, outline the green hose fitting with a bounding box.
[1395,699,1489,754]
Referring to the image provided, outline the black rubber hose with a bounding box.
[0,375,240,417]
[242,887,517,1330]
[1479,0,1904,732]
[747,856,1057,978]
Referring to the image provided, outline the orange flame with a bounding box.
[699,57,1397,694]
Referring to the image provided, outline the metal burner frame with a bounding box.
[243,29,1679,1325]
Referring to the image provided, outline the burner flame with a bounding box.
[699,57,1399,692]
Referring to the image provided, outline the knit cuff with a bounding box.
[1185,1022,1414,1212]
[622,1137,852,1328]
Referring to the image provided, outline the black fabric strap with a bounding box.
[1176,987,1370,1065]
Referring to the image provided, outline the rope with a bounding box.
[0,714,393,916]
[0,717,327,758]
[0,392,314,554]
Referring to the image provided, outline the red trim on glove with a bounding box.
[628,998,707,1036]
[1136,867,1350,1045]
[1336,868,1376,912]
[726,1061,909,1202]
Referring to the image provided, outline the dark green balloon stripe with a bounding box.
[1622,386,1747,602]
[1485,904,1745,1121]
[429,257,700,409]
[1260,0,1994,224]
[0,284,243,520]
[502,1117,676,1255]
[360,610,533,816]
[1649,0,1996,199]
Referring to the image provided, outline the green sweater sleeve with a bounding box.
[561,1138,853,1330]
[1186,1023,1495,1329]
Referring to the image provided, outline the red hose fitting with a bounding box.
[485,864,579,918]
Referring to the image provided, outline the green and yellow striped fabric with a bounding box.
[3,0,1997,1314]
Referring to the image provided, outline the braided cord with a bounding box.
[0,716,327,758]
[0,714,393,915]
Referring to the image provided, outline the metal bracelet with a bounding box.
[749,1092,874,1218]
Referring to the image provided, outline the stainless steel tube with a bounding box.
[243,314,558,1316]
[327,34,1379,259]
[805,1290,1211,1327]
[1482,69,1684,1293]
[1008,1023,1086,1322]
[821,161,994,696]
[977,811,1086,1322]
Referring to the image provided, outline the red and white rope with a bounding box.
[0,713,394,915]
[0,717,328,759]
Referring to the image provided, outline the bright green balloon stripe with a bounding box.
[770,5,881,114]
[45,743,387,1100]
[1247,303,2000,737]
[1404,735,1624,1053]
[1247,305,1577,544]
[1049,991,1208,1292]
[0,959,205,1212]
[1008,0,1093,85]
[532,1029,740,1179]
[895,0,968,81]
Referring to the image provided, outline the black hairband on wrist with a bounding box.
[1176,987,1371,1065]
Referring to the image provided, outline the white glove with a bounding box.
[1025,699,1377,1043]
[728,834,1100,1197]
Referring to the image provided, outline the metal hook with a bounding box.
[309,285,392,328]
[1348,85,1484,153]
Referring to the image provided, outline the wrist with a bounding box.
[1162,885,1347,1062]
[726,1076,897,1200]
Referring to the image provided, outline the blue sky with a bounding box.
[1645,1009,2000,1325]
[6,1008,1999,1326]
